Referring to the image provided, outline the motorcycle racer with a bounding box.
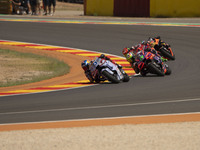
[81,54,121,83]
[135,50,170,76]
[148,36,175,60]
[81,59,105,83]
[123,40,167,61]
[99,54,122,68]
[81,60,94,83]
[122,41,168,75]
[148,36,170,51]
[122,47,140,74]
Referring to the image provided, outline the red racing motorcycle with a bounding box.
[135,50,171,76]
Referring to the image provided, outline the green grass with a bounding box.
[0,49,70,87]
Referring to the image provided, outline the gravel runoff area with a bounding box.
[0,122,200,150]
[1,2,200,150]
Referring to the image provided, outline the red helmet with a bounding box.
[122,48,129,55]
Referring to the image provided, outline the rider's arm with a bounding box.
[150,48,158,55]
[104,56,111,61]
[12,0,21,5]
[85,71,94,83]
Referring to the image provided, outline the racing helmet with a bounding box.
[150,41,155,47]
[141,41,146,45]
[122,48,129,55]
[148,37,154,42]
[81,60,90,71]
[99,54,105,58]
[126,52,135,63]
[148,38,155,47]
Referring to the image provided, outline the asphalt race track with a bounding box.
[0,18,200,124]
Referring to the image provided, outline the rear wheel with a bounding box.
[148,63,165,76]
[102,70,120,83]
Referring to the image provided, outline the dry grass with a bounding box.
[0,49,69,87]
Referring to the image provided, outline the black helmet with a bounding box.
[99,54,105,58]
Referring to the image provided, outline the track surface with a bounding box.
[0,18,200,124]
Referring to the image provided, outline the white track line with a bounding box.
[0,111,200,126]
[0,98,199,115]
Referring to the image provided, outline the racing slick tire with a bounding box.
[102,70,120,84]
[165,66,172,75]
[122,72,130,82]
[148,63,165,76]
[160,48,175,60]
[140,70,147,76]
[119,68,130,82]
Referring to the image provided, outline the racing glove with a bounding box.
[161,57,167,62]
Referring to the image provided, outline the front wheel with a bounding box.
[165,65,172,75]
[148,63,165,76]
[102,70,120,83]
[122,72,130,82]
[119,68,130,82]
[160,48,175,60]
